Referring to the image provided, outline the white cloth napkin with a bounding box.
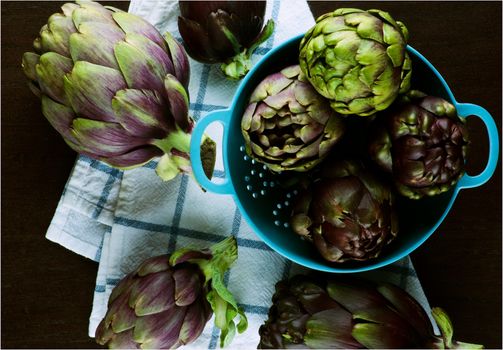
[45,0,436,348]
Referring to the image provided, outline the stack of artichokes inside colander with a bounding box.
[241,8,469,263]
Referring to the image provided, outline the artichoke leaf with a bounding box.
[112,88,170,139]
[128,272,175,316]
[64,61,126,122]
[164,74,190,131]
[377,283,433,339]
[352,322,418,349]
[21,52,40,82]
[114,40,165,92]
[164,32,190,89]
[112,11,167,51]
[304,308,361,349]
[36,52,73,104]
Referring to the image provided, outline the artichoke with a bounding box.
[21,0,215,181]
[241,65,345,172]
[259,275,483,349]
[368,90,469,199]
[178,1,275,80]
[299,8,411,117]
[290,159,397,262]
[95,236,247,349]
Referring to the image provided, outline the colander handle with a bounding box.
[190,109,234,194]
[456,103,499,189]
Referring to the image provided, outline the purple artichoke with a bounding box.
[178,1,275,79]
[369,90,469,199]
[259,275,483,349]
[290,159,398,263]
[21,1,215,181]
[95,236,247,349]
[241,65,345,172]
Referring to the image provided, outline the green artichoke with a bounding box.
[21,0,215,181]
[241,65,345,172]
[290,159,398,263]
[259,275,483,349]
[299,8,411,117]
[369,90,469,199]
[95,237,247,349]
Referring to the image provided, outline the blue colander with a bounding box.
[189,34,499,273]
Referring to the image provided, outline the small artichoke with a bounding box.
[178,1,275,80]
[22,0,215,181]
[290,159,398,262]
[95,237,247,349]
[369,90,469,199]
[241,65,345,172]
[259,275,483,349]
[299,8,411,117]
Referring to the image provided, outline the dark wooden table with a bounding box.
[2,1,501,348]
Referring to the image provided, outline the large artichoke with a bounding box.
[299,8,411,117]
[259,275,483,349]
[368,90,469,199]
[22,0,215,181]
[178,1,274,80]
[241,65,345,172]
[95,236,247,349]
[290,159,398,262]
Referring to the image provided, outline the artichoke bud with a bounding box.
[369,90,469,199]
[299,8,411,117]
[259,275,484,349]
[96,236,247,349]
[21,0,215,182]
[290,159,398,263]
[241,64,346,173]
[178,1,275,80]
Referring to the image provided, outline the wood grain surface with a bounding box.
[2,1,501,348]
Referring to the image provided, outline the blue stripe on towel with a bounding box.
[189,103,227,112]
[239,303,269,315]
[168,64,212,253]
[167,175,189,253]
[92,169,122,220]
[114,216,273,251]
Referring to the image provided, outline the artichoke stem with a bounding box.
[431,307,484,349]
[152,128,216,181]
[213,292,229,329]
[220,19,275,80]
[152,129,192,181]
[196,236,238,283]
[174,236,248,347]
[221,51,252,80]
[152,128,191,155]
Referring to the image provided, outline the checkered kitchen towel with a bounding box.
[46,0,436,348]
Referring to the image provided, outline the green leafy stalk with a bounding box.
[171,237,248,347]
[431,307,484,349]
[205,237,248,347]
[221,19,275,80]
[152,127,191,154]
[152,126,216,181]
